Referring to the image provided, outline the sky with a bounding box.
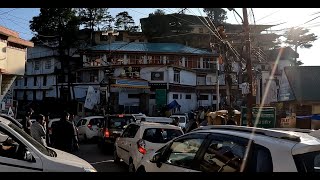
[1,8,320,66]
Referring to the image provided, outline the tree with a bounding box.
[203,8,228,25]
[77,8,113,31]
[30,8,81,101]
[149,9,166,16]
[283,27,317,64]
[114,11,137,31]
[77,8,114,44]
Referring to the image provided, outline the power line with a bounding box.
[0,8,18,15]
[251,8,256,25]
[256,10,280,22]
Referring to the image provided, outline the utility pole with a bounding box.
[243,8,254,127]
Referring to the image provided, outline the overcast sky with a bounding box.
[1,8,320,66]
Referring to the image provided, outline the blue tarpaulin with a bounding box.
[167,100,181,110]
[297,114,320,120]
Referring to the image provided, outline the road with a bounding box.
[73,142,127,172]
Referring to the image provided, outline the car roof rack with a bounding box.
[193,125,301,142]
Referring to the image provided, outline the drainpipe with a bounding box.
[166,66,169,104]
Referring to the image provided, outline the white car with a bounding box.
[76,116,104,141]
[170,115,189,132]
[0,116,96,172]
[114,122,184,172]
[136,125,320,172]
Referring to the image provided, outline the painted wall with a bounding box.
[167,92,197,113]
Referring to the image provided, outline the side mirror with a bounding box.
[150,152,162,168]
[24,151,35,162]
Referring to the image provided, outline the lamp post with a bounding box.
[101,29,119,114]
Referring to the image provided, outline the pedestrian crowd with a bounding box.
[22,108,79,153]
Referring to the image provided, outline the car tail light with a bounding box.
[137,139,147,154]
[104,128,110,138]
[87,124,93,130]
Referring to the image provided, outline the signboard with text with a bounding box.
[241,107,276,128]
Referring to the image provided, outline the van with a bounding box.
[0,117,96,172]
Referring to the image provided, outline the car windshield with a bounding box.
[143,128,183,143]
[8,122,51,156]
[109,116,131,129]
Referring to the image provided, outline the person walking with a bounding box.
[21,108,34,135]
[30,114,47,146]
[52,112,78,153]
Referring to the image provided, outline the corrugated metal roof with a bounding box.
[284,66,320,102]
[86,42,215,55]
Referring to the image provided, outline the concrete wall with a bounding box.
[167,92,197,113]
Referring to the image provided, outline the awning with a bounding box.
[111,84,150,89]
[167,100,181,110]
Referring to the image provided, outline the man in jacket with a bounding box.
[52,112,78,152]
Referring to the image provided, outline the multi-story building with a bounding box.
[0,26,33,115]
[76,40,220,115]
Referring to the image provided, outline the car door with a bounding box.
[148,133,208,172]
[0,126,43,172]
[193,133,254,172]
[117,124,140,164]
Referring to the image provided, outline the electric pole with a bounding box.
[243,8,254,127]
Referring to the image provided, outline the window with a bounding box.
[294,151,320,172]
[142,128,183,143]
[24,77,27,86]
[108,116,133,129]
[186,94,191,99]
[198,136,248,172]
[180,94,182,99]
[174,70,180,83]
[199,95,209,100]
[165,138,204,169]
[15,80,18,86]
[42,91,46,99]
[203,58,212,69]
[34,77,37,86]
[81,119,87,126]
[89,73,98,82]
[45,60,52,69]
[173,94,178,99]
[89,118,103,128]
[34,61,40,70]
[121,124,140,138]
[76,119,83,127]
[247,144,273,172]
[43,75,47,86]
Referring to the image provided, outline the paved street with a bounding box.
[73,142,127,172]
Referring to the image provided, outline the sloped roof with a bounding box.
[86,42,215,55]
[284,66,320,102]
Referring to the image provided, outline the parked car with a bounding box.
[114,121,183,172]
[76,116,104,141]
[97,114,136,150]
[170,115,189,132]
[136,125,320,172]
[0,116,96,172]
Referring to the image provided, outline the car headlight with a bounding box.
[84,167,97,172]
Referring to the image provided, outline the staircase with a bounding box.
[0,74,16,102]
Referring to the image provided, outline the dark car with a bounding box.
[97,114,136,151]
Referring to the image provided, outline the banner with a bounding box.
[84,86,99,110]
[241,107,276,128]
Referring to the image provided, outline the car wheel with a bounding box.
[113,148,120,164]
[129,161,135,172]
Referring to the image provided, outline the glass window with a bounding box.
[294,151,320,172]
[173,94,178,99]
[186,94,191,99]
[81,119,87,126]
[45,60,52,69]
[34,61,40,70]
[108,116,132,129]
[174,70,180,83]
[198,138,247,172]
[142,128,183,143]
[89,118,103,127]
[121,124,140,138]
[76,120,83,127]
[165,138,204,169]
